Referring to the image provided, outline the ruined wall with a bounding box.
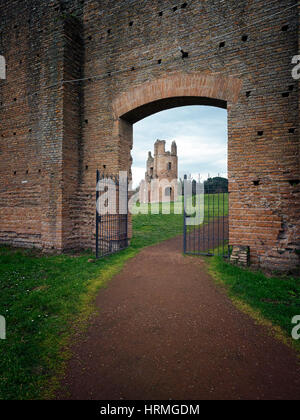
[0,0,83,250]
[140,140,178,203]
[0,0,299,272]
[154,140,178,182]
[80,0,299,272]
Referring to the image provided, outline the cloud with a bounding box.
[132,106,228,186]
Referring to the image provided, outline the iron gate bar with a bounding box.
[96,171,129,259]
[96,169,100,259]
[183,174,229,258]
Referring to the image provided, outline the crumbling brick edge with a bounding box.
[230,245,250,267]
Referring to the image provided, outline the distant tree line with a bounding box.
[204,177,228,193]
[179,176,228,195]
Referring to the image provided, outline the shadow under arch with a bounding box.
[121,96,227,124]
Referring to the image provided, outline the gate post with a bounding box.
[183,175,187,254]
[96,170,100,259]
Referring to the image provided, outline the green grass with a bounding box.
[0,246,143,400]
[2,191,296,399]
[132,194,228,247]
[209,257,300,353]
[132,201,184,248]
[0,197,196,400]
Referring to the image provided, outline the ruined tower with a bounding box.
[140,140,178,203]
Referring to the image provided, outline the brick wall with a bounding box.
[0,0,299,272]
[0,0,84,250]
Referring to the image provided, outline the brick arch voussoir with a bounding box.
[113,72,243,120]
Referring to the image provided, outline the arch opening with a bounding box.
[165,187,172,197]
[129,103,228,257]
[120,96,227,124]
[111,72,241,257]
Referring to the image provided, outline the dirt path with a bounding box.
[57,236,300,400]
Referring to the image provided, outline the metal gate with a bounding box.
[183,175,229,257]
[96,171,129,258]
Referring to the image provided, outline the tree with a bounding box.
[204,177,228,193]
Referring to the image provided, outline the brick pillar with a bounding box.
[41,15,83,251]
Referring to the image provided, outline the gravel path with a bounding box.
[57,236,300,400]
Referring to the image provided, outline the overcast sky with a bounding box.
[132,106,228,188]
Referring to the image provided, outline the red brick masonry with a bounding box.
[0,0,299,272]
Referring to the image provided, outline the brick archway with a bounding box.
[112,72,242,175]
[1,1,299,272]
[111,71,242,244]
[113,72,242,122]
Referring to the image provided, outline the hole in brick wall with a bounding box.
[88,35,92,40]
[180,49,189,59]
[257,131,264,136]
[253,180,260,186]
[28,129,32,132]
[85,119,88,124]
[159,11,163,16]
[281,25,289,32]
[289,179,299,186]
[289,128,295,134]
[173,6,178,12]
[38,169,41,173]
[14,171,17,175]
[158,59,162,64]
[13,98,17,101]
[107,29,111,34]
[181,2,188,8]
[108,72,111,77]
[131,67,135,71]
[103,165,106,169]
[85,165,88,170]
[26,170,28,175]
[13,132,16,136]
[282,92,289,98]
[129,21,134,27]
[288,85,294,91]
[242,35,248,42]
[219,41,225,48]
[246,91,251,97]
